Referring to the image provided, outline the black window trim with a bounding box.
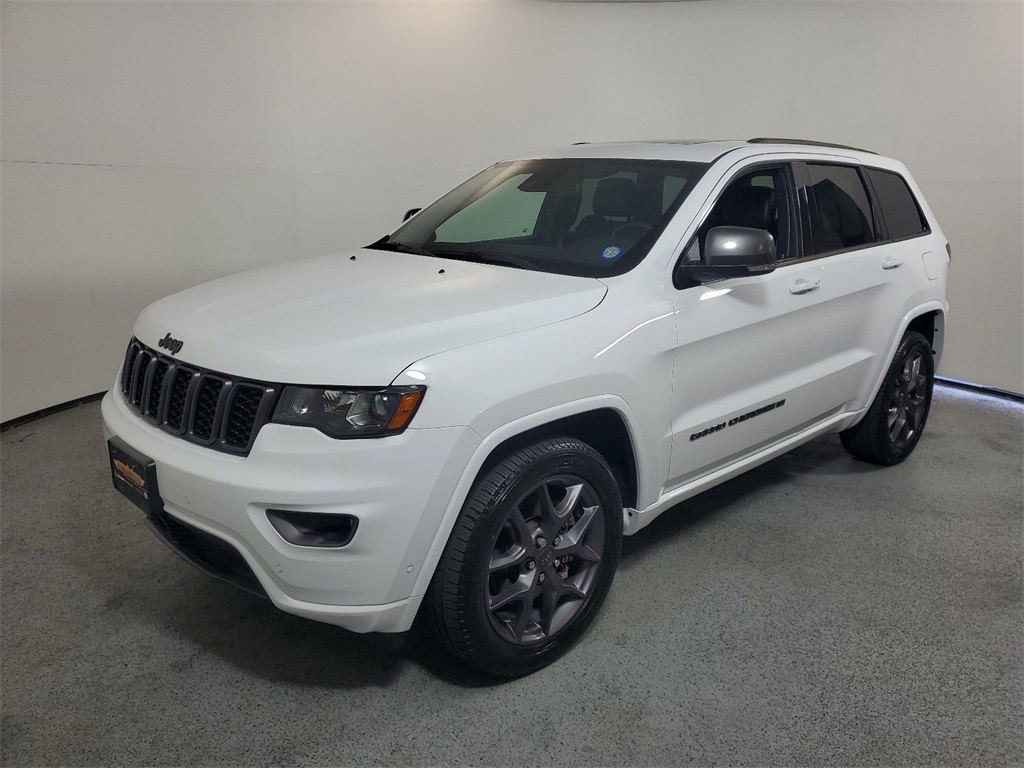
[672,160,807,289]
[861,165,933,244]
[795,160,890,260]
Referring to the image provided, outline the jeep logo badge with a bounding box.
[158,332,184,356]
[538,548,555,570]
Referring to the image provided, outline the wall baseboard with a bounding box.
[0,392,107,433]
[936,377,1023,404]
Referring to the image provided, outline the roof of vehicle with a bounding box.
[514,138,884,165]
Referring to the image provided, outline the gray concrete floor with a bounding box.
[1,386,1021,767]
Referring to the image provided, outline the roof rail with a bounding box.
[747,137,877,155]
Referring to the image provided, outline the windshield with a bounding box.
[371,158,708,277]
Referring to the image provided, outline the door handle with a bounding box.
[882,255,904,270]
[789,279,820,295]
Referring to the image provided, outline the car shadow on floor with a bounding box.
[130,540,515,688]
[104,434,884,689]
[619,433,880,564]
[136,562,505,688]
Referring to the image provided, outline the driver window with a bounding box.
[686,166,792,262]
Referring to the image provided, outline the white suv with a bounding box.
[103,139,949,676]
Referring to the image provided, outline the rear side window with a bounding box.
[866,168,929,240]
[803,164,879,256]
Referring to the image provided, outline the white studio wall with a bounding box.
[2,0,1021,421]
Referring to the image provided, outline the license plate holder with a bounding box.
[108,437,162,518]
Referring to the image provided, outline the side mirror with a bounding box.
[678,226,777,285]
[705,226,776,271]
[403,208,422,222]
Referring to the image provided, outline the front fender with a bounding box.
[402,394,646,601]
[391,292,678,599]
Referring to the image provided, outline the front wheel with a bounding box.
[426,437,623,677]
[841,330,935,465]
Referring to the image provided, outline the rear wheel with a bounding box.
[841,330,934,465]
[427,437,622,677]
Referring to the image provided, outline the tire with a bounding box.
[840,330,934,465]
[426,436,623,677]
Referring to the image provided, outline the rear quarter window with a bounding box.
[865,168,930,240]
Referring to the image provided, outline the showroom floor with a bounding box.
[1,386,1021,767]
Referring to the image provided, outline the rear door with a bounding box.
[793,161,918,411]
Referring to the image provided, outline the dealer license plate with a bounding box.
[108,437,162,517]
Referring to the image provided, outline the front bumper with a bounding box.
[101,389,479,633]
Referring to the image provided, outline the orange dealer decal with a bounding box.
[114,459,145,489]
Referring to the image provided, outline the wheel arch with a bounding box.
[846,302,944,431]
[475,408,639,509]
[408,397,643,601]
[906,307,945,367]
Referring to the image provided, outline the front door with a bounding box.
[665,161,879,488]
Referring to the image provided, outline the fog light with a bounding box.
[266,509,358,548]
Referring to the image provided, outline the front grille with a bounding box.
[130,350,152,407]
[119,338,278,455]
[191,376,225,441]
[225,385,266,450]
[145,359,170,418]
[165,366,195,432]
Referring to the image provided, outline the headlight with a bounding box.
[271,386,425,438]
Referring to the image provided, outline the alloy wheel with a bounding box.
[486,474,605,645]
[887,350,929,448]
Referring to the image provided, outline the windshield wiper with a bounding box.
[366,238,536,271]
[429,248,537,270]
[366,238,437,259]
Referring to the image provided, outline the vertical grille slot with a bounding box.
[145,360,171,420]
[164,367,196,433]
[117,338,277,456]
[190,376,226,442]
[130,351,153,407]
[223,385,268,451]
[121,342,141,396]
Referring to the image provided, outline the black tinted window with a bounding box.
[691,166,792,260]
[866,168,929,240]
[804,164,878,255]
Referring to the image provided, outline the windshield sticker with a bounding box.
[601,246,622,260]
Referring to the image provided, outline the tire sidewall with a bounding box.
[453,441,622,674]
[876,332,935,463]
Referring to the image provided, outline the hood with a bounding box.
[134,249,607,384]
